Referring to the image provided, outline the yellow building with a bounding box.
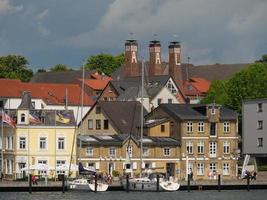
[146,103,239,180]
[1,92,77,180]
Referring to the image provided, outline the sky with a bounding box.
[0,0,267,71]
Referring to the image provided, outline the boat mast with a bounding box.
[140,58,144,177]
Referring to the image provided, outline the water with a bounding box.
[1,190,267,200]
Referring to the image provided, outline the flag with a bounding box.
[56,112,70,124]
[2,112,16,128]
[29,113,41,124]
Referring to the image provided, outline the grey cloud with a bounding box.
[0,0,23,15]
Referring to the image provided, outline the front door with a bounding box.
[18,162,26,179]
[166,163,175,178]
[108,162,115,175]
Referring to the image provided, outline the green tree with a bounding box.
[0,55,33,82]
[201,80,228,105]
[256,54,267,63]
[49,64,70,72]
[85,53,124,76]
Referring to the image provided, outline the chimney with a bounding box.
[124,40,138,77]
[148,40,162,76]
[168,41,183,86]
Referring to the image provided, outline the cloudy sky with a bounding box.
[0,0,267,70]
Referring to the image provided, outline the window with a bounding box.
[163,147,171,156]
[109,147,116,157]
[258,138,263,147]
[223,122,230,133]
[186,141,193,154]
[21,113,25,123]
[168,99,172,104]
[6,136,13,150]
[187,122,193,133]
[197,163,204,175]
[96,119,101,130]
[127,146,133,158]
[19,137,26,149]
[39,137,47,149]
[104,119,109,130]
[210,123,216,136]
[211,108,216,115]
[57,137,65,150]
[197,141,204,154]
[6,159,13,175]
[86,147,93,156]
[31,101,35,108]
[157,98,162,105]
[198,122,204,133]
[88,119,93,129]
[95,106,101,114]
[166,79,177,94]
[258,103,263,112]
[161,124,165,132]
[223,141,230,154]
[56,160,66,175]
[38,160,47,176]
[209,163,217,172]
[258,120,263,130]
[209,142,217,157]
[223,163,230,175]
[143,147,149,156]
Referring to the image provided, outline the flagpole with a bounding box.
[1,109,4,179]
[54,110,57,182]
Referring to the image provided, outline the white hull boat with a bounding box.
[69,178,109,192]
[159,181,180,191]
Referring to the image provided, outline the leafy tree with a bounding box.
[256,54,267,63]
[49,64,70,72]
[0,55,33,82]
[85,53,124,76]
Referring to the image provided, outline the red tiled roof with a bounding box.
[190,77,210,93]
[182,81,202,96]
[80,79,111,90]
[0,79,94,106]
[90,72,112,81]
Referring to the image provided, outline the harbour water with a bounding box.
[1,190,267,200]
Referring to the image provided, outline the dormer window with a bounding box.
[211,108,216,115]
[21,114,25,123]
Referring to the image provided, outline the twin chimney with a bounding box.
[124,40,139,77]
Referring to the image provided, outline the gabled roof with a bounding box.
[79,79,111,90]
[0,79,94,106]
[190,77,210,93]
[30,69,95,84]
[98,101,147,135]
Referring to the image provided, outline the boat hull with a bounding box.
[88,183,109,192]
[159,181,180,191]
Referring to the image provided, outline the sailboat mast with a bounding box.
[140,59,144,176]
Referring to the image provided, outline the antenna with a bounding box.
[153,33,158,41]
[129,32,134,40]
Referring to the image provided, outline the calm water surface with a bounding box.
[0,190,267,200]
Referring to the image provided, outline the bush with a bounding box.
[258,165,267,171]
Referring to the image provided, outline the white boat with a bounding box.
[159,180,180,191]
[88,182,109,192]
[69,178,109,192]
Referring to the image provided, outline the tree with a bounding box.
[49,64,70,72]
[0,55,33,82]
[256,54,267,63]
[85,53,124,76]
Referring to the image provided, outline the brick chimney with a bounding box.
[124,40,138,77]
[168,41,183,86]
[148,40,162,76]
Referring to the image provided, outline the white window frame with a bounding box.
[209,142,217,157]
[186,141,193,154]
[197,141,204,154]
[38,160,48,176]
[223,141,230,154]
[198,122,204,133]
[109,147,116,157]
[126,146,133,158]
[57,137,65,150]
[197,163,204,175]
[163,147,171,156]
[39,137,47,150]
[223,122,230,133]
[209,163,217,172]
[19,136,26,150]
[257,138,263,147]
[56,160,66,175]
[223,163,230,175]
[88,119,93,129]
[258,120,263,130]
[86,146,94,156]
[187,122,193,133]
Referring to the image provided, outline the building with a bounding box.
[112,40,250,103]
[0,79,93,124]
[0,92,77,180]
[242,99,267,163]
[145,103,239,180]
